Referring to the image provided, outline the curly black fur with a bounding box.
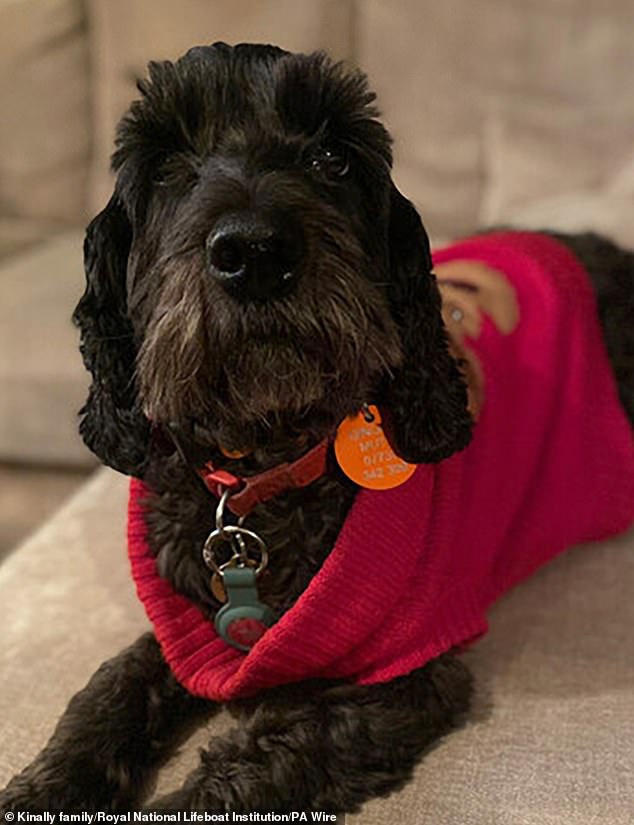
[74,194,151,475]
[1,43,633,816]
[73,43,472,472]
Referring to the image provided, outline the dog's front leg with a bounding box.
[149,652,472,814]
[0,632,213,814]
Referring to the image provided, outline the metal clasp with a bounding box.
[202,486,269,598]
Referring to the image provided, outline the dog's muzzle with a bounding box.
[206,212,305,302]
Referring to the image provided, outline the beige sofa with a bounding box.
[1,1,634,822]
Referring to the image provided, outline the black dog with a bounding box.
[1,43,633,815]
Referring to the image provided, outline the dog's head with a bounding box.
[73,43,472,476]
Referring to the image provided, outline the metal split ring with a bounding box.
[361,403,376,423]
[202,525,269,576]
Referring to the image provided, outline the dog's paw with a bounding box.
[0,762,131,815]
[0,779,49,815]
[0,774,91,815]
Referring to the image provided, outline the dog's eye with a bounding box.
[152,155,199,191]
[310,147,350,178]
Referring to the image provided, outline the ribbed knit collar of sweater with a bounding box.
[127,232,634,702]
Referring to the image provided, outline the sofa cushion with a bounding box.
[86,0,354,212]
[0,217,59,263]
[356,0,634,244]
[1,469,632,822]
[479,113,634,247]
[0,230,94,466]
[0,0,90,224]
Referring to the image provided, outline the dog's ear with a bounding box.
[381,185,473,463]
[72,193,151,475]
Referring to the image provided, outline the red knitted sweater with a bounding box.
[128,232,634,701]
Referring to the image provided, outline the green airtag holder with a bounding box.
[215,567,276,652]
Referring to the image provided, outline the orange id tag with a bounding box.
[334,405,416,490]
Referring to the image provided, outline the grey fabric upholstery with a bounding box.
[0,231,94,466]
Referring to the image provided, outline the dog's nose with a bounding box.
[206,214,304,301]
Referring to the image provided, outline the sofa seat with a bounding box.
[1,468,632,823]
[0,230,94,467]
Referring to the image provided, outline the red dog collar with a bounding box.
[199,438,330,517]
